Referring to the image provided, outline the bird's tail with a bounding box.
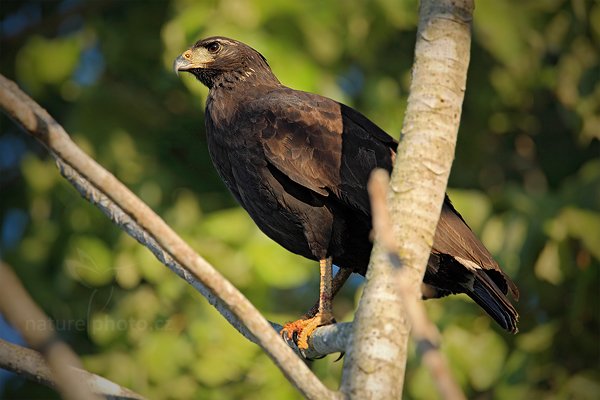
[466,270,519,333]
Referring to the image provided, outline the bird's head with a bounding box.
[174,36,277,89]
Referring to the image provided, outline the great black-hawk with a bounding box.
[174,37,519,349]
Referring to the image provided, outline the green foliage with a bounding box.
[65,235,114,286]
[1,0,598,399]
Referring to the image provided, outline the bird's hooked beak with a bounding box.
[173,48,212,76]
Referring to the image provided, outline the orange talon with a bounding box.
[281,319,306,342]
[280,259,351,351]
[280,312,335,350]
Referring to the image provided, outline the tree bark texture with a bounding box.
[341,0,473,398]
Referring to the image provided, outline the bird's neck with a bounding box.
[206,70,278,115]
[210,68,280,91]
[204,67,280,132]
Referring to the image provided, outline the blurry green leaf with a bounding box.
[194,238,252,287]
[155,374,197,400]
[482,212,527,277]
[496,383,530,400]
[109,130,144,184]
[504,216,527,260]
[137,331,194,382]
[534,240,563,284]
[243,353,302,400]
[21,155,58,193]
[467,334,507,390]
[165,189,203,231]
[114,253,141,289]
[157,274,187,302]
[16,34,82,93]
[19,237,50,263]
[189,311,257,386]
[474,2,529,69]
[200,207,254,246]
[135,244,168,283]
[447,189,492,233]
[18,221,58,263]
[65,235,114,286]
[481,216,505,255]
[68,206,93,232]
[375,0,418,28]
[118,285,161,323]
[561,371,600,400]
[264,41,322,92]
[560,208,600,261]
[83,351,140,393]
[444,326,508,391]
[89,312,121,346]
[516,323,558,353]
[139,181,163,208]
[407,364,439,400]
[245,233,312,289]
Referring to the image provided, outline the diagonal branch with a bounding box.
[0,74,338,400]
[59,156,348,360]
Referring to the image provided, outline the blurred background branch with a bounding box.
[0,262,101,400]
[0,338,145,400]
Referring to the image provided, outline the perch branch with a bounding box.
[0,263,101,400]
[59,160,346,360]
[0,74,338,400]
[0,339,145,400]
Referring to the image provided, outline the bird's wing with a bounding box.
[248,88,396,214]
[434,198,520,299]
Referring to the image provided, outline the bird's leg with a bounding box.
[301,266,352,319]
[281,257,349,350]
[317,256,334,318]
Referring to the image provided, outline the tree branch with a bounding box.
[0,263,102,400]
[0,74,338,400]
[57,157,347,360]
[341,0,474,397]
[0,339,145,400]
[367,170,466,400]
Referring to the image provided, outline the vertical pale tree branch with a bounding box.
[341,0,474,398]
[367,170,466,400]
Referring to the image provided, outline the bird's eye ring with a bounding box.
[206,42,221,54]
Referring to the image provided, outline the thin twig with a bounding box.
[0,74,338,399]
[367,170,466,400]
[0,339,145,400]
[0,263,101,400]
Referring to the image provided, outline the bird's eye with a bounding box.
[206,42,221,54]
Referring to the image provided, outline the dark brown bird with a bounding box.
[174,37,519,348]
